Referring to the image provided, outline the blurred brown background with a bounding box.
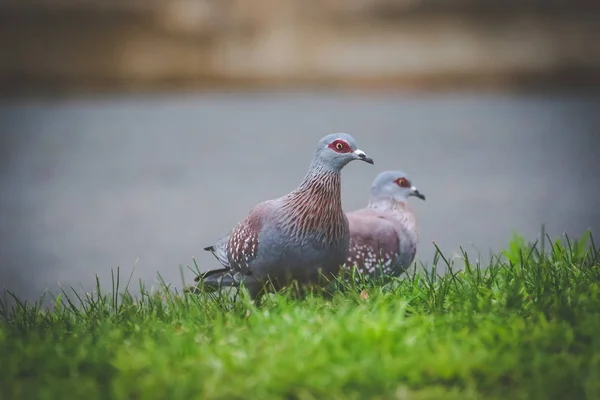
[1,0,600,94]
[1,0,599,304]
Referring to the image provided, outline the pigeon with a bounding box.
[195,133,374,298]
[343,170,425,279]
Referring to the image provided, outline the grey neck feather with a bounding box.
[296,160,339,191]
[367,196,418,237]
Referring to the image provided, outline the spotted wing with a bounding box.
[225,202,270,273]
[345,209,401,277]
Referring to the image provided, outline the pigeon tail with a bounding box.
[196,269,237,291]
[194,268,263,296]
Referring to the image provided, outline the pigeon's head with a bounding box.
[314,133,374,171]
[371,170,426,202]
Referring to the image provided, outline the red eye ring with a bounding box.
[328,139,351,153]
[395,177,410,188]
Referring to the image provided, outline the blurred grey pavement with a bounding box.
[1,90,599,303]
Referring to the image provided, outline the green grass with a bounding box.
[1,230,599,400]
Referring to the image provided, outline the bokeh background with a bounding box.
[1,0,599,304]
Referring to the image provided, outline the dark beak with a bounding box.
[360,155,374,165]
[354,150,374,165]
[411,187,426,201]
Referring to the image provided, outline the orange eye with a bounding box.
[328,139,351,153]
[396,178,409,187]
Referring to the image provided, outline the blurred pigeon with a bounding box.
[344,170,425,279]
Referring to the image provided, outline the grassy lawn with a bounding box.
[1,231,599,400]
